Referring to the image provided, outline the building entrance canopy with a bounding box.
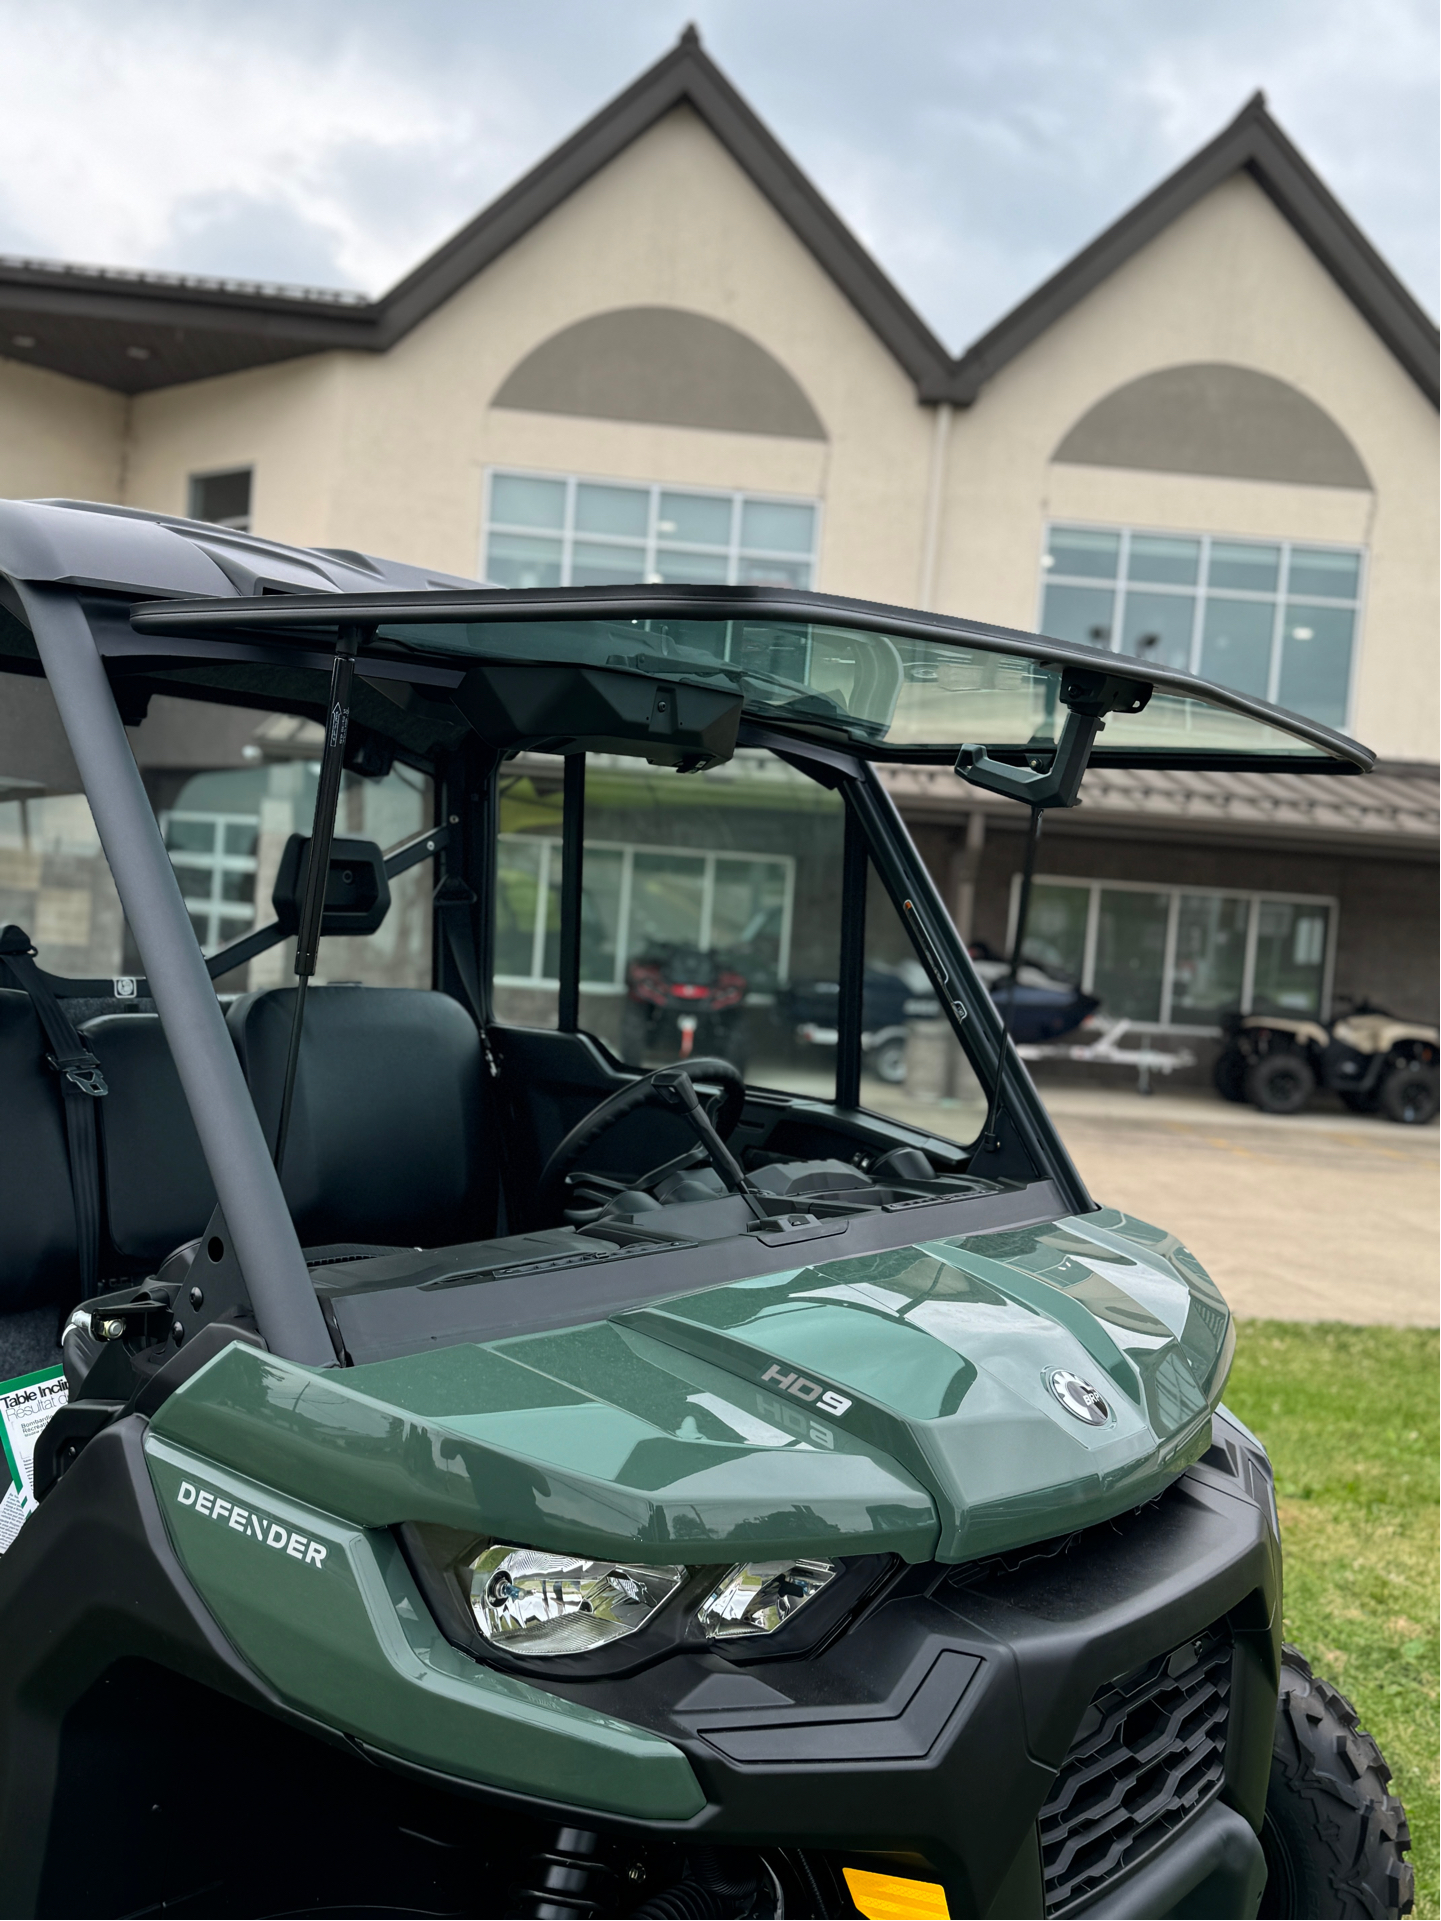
[128,583,1373,775]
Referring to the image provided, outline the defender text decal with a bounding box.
[176,1480,328,1568]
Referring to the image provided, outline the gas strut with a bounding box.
[954,667,1152,1154]
[273,622,364,1177]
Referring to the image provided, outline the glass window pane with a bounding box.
[1092,889,1169,1021]
[575,483,649,538]
[737,554,812,588]
[490,474,565,530]
[630,851,706,951]
[493,836,543,979]
[1120,589,1195,671]
[1198,597,1274,698]
[219,869,255,905]
[657,547,731,584]
[164,817,217,854]
[1045,527,1120,579]
[1287,547,1360,600]
[1170,895,1248,1020]
[711,857,789,993]
[486,531,563,590]
[1277,603,1354,728]
[570,540,647,588]
[1251,900,1328,1015]
[579,846,624,987]
[1128,536,1200,586]
[658,492,731,546]
[856,863,985,1140]
[222,820,258,857]
[740,500,815,554]
[1041,581,1114,648]
[583,754,840,1096]
[1022,883,1089,980]
[1208,541,1280,593]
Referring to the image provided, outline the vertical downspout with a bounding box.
[917,401,954,611]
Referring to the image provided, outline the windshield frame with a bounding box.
[126,581,1375,774]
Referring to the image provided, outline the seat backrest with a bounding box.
[82,1013,217,1268]
[0,989,78,1311]
[226,985,490,1248]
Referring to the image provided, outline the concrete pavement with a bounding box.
[859,1079,1438,1326]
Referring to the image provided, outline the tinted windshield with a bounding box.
[373,612,1359,765]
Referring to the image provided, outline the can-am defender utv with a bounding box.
[0,500,1413,1921]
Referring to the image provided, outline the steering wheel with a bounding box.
[535,1058,746,1227]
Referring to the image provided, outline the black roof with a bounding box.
[3,30,1435,405]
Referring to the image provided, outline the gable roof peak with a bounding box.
[948,89,1438,407]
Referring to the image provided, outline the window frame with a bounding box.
[1036,519,1367,730]
[159,807,260,953]
[187,466,255,533]
[1005,870,1339,1032]
[482,466,822,591]
[494,829,797,995]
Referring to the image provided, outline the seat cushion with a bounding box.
[226,985,489,1249]
[82,1013,217,1267]
[0,990,77,1310]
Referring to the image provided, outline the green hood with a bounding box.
[151,1207,1231,1567]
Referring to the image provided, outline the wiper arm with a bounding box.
[650,1068,770,1225]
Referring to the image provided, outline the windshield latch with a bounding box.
[953,668,1151,811]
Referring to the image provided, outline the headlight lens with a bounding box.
[698,1558,837,1639]
[464,1544,686,1656]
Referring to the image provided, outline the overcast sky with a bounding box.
[1,0,1435,351]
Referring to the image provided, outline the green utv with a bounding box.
[0,499,1413,1920]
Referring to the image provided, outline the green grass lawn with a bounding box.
[1225,1322,1439,1919]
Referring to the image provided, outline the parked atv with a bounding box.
[0,500,1412,1919]
[620,942,749,1071]
[1215,1002,1439,1123]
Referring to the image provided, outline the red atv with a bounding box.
[619,942,749,1072]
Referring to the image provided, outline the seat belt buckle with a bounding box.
[47,1052,108,1097]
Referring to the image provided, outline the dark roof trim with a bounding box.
[1,42,1435,408]
[947,91,1439,408]
[372,27,953,377]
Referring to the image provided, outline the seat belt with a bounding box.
[0,925,107,1297]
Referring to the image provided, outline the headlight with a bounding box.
[464,1544,686,1657]
[698,1558,836,1639]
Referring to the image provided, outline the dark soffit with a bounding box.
[0,37,1435,408]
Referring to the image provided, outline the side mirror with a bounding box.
[271,835,391,938]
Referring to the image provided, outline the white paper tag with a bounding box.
[0,1366,68,1550]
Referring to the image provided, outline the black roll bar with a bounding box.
[16,585,335,1367]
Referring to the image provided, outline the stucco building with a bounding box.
[1,28,1436,1054]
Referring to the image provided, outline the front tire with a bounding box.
[1378,1062,1438,1126]
[1258,1645,1413,1919]
[1246,1049,1316,1115]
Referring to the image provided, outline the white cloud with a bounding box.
[0,0,1432,344]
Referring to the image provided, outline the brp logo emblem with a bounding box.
[1047,1369,1111,1426]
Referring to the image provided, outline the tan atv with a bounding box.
[1214,1002,1439,1123]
